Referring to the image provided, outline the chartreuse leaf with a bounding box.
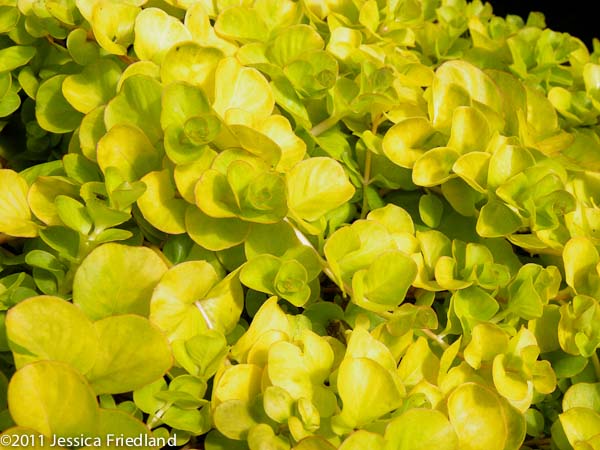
[73,243,168,320]
[563,237,600,297]
[464,323,509,370]
[447,106,492,154]
[560,408,600,448]
[352,251,417,312]
[397,337,440,388]
[335,356,403,429]
[0,46,36,72]
[138,170,188,234]
[6,296,97,373]
[104,75,163,144]
[150,260,219,341]
[8,361,99,437]
[96,124,161,181]
[150,261,244,339]
[86,314,172,395]
[287,157,355,222]
[563,383,600,413]
[412,147,459,187]
[28,177,79,227]
[35,75,84,133]
[476,200,522,238]
[384,408,458,450]
[382,118,435,169]
[186,206,251,251]
[447,383,512,450]
[266,24,324,66]
[62,58,121,114]
[214,6,268,43]
[339,431,385,450]
[161,43,223,92]
[173,329,228,379]
[230,296,290,363]
[86,409,156,450]
[431,60,503,133]
[90,1,140,55]
[0,169,38,237]
[213,57,274,121]
[67,28,100,66]
[134,7,191,65]
[558,295,600,357]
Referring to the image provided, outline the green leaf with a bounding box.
[186,206,251,251]
[97,124,161,181]
[35,75,84,133]
[104,75,163,144]
[6,295,97,373]
[8,361,99,437]
[73,243,168,320]
[384,408,458,450]
[0,46,36,72]
[87,314,172,394]
[67,27,100,66]
[62,58,121,114]
[287,157,355,222]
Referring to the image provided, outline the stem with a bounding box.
[147,403,170,430]
[359,116,382,219]
[523,437,551,448]
[360,151,372,220]
[421,328,450,350]
[310,116,339,137]
[592,351,600,381]
[284,217,354,296]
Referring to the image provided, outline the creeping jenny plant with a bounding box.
[1,0,600,449]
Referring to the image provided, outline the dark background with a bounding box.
[486,0,595,50]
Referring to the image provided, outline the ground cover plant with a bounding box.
[0,0,600,448]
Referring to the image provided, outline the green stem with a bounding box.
[284,217,354,296]
[592,351,600,381]
[421,328,449,350]
[359,116,384,219]
[310,116,339,137]
[360,151,372,220]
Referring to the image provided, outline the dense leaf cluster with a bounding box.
[1,0,600,449]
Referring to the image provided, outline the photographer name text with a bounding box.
[1,433,177,448]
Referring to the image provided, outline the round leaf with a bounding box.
[8,361,99,437]
[287,157,355,222]
[6,295,98,373]
[87,314,172,394]
[73,243,168,320]
[0,169,38,237]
